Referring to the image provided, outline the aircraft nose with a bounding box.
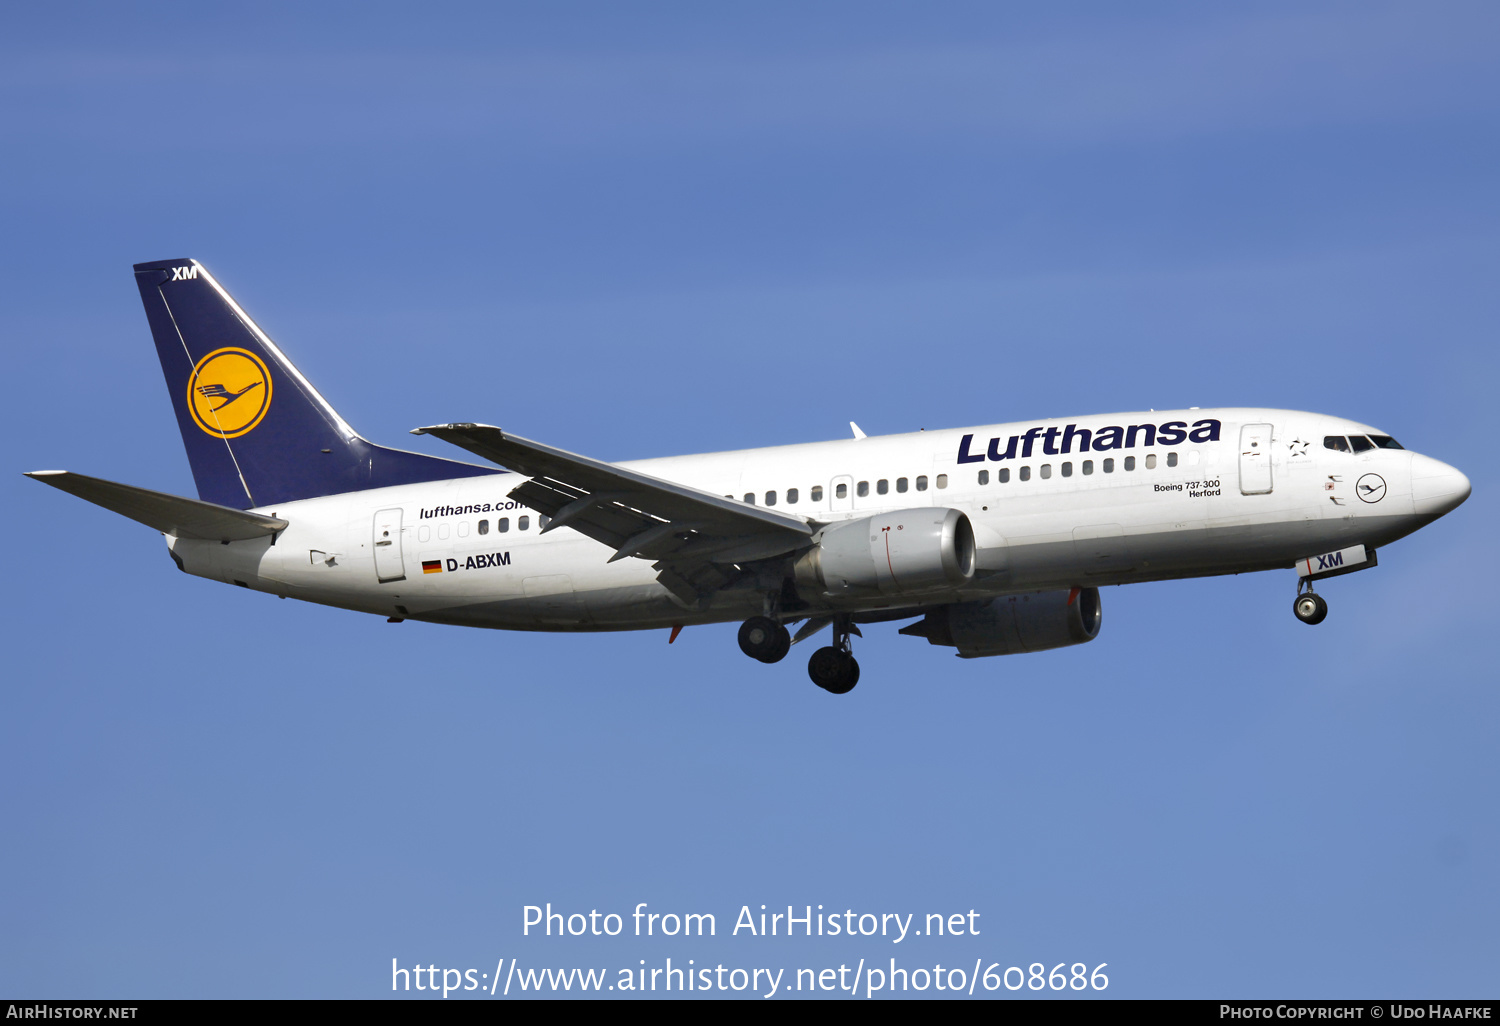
[1410,453,1472,518]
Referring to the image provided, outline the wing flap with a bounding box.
[26,471,287,541]
[507,478,651,551]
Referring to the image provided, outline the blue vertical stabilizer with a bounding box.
[133,259,498,509]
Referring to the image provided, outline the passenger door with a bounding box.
[1239,424,1274,495]
[373,508,407,582]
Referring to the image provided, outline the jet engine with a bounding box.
[793,507,975,598]
[899,587,1102,658]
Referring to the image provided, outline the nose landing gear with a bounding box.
[1293,580,1328,625]
[808,617,860,694]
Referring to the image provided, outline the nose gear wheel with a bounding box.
[1293,592,1328,625]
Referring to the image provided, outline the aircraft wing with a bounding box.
[412,423,814,605]
[26,470,287,541]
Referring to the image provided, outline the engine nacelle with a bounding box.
[900,587,1102,658]
[794,508,976,598]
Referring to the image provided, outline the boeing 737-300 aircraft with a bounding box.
[26,259,1473,693]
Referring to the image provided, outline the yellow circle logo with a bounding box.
[186,348,272,439]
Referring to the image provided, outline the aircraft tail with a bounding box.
[133,259,497,509]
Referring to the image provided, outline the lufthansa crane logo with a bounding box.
[186,347,272,439]
[1356,473,1387,503]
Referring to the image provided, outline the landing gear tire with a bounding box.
[808,646,860,694]
[738,616,791,663]
[1293,592,1328,625]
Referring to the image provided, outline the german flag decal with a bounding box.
[422,560,443,574]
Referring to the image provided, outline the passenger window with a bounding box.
[765,491,776,506]
[1349,436,1375,454]
[1019,466,1031,482]
[1124,456,1136,471]
[1166,452,1178,467]
[1061,462,1073,477]
[811,486,824,502]
[438,524,450,540]
[519,516,530,531]
[915,476,928,491]
[1369,434,1404,450]
[1324,436,1351,453]
[857,481,869,497]
[744,493,755,504]
[478,520,489,535]
[1040,464,1052,479]
[539,516,550,529]
[458,521,470,538]
[1103,458,1115,473]
[877,479,889,495]
[896,478,908,493]
[978,469,989,485]
[936,474,948,489]
[1187,451,1200,466]
[998,468,1010,483]
[499,517,509,532]
[1145,454,1157,469]
[1082,460,1093,475]
[418,525,431,542]
[835,483,847,499]
[787,488,799,504]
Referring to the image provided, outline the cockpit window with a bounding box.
[1348,435,1375,454]
[1368,434,1404,450]
[1323,436,1351,452]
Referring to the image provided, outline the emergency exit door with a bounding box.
[829,475,854,512]
[373,508,407,582]
[1239,424,1274,495]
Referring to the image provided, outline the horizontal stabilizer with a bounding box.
[25,471,287,541]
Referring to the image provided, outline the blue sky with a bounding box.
[2,2,1496,999]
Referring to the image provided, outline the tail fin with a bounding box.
[133,259,497,509]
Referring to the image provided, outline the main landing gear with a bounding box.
[1293,580,1328,625]
[736,609,859,695]
[738,616,791,663]
[808,617,860,695]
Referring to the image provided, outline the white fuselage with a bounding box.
[169,408,1468,631]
